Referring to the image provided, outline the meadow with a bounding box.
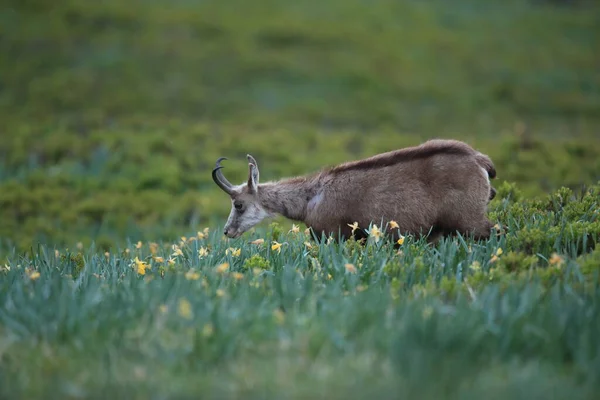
[1,0,600,398]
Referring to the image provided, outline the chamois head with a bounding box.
[212,155,272,238]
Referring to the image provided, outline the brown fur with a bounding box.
[329,139,474,173]
[215,139,497,243]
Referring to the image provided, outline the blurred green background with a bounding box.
[1,0,599,253]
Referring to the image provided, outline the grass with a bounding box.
[1,183,600,398]
[1,0,600,397]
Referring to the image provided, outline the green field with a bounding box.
[1,0,600,398]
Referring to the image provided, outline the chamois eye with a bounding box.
[234,202,244,211]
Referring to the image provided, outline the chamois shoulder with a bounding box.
[326,139,477,174]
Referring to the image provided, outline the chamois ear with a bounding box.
[247,155,259,193]
[247,154,258,168]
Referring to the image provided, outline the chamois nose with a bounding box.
[224,227,238,238]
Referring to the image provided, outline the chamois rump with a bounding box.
[212,139,497,243]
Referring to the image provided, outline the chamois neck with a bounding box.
[258,177,316,222]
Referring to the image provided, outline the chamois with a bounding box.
[212,139,497,243]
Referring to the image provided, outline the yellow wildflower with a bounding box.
[273,309,285,325]
[549,253,564,267]
[77,242,83,250]
[197,231,206,240]
[105,251,110,258]
[177,298,193,319]
[389,220,399,229]
[304,241,313,249]
[153,256,164,263]
[469,261,481,272]
[489,248,503,264]
[159,304,168,314]
[290,224,300,234]
[167,257,176,266]
[397,235,405,245]
[369,224,382,242]
[185,269,200,280]
[271,241,283,253]
[226,247,241,257]
[125,248,130,254]
[28,270,40,280]
[149,242,158,255]
[55,249,60,258]
[135,241,143,249]
[304,228,311,235]
[134,257,149,275]
[326,236,334,245]
[327,273,332,280]
[347,222,359,234]
[215,263,229,274]
[202,323,214,337]
[135,262,147,274]
[1,264,10,272]
[216,289,226,297]
[250,238,265,245]
[232,272,244,281]
[345,263,357,274]
[198,247,209,258]
[171,245,183,257]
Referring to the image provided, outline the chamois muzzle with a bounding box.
[212,157,235,195]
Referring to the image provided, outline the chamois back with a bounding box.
[327,139,477,174]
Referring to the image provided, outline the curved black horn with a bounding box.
[212,157,235,195]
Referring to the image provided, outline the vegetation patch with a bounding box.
[1,184,599,398]
[1,0,599,397]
